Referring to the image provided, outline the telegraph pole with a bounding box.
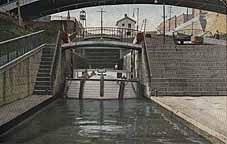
[97,8,106,39]
[163,0,166,44]
[137,8,139,31]
[168,6,172,32]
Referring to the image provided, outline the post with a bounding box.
[163,1,166,44]
[100,73,104,97]
[101,8,103,38]
[169,6,172,32]
[97,8,106,39]
[17,0,23,26]
[137,8,139,31]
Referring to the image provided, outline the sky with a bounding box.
[52,4,191,31]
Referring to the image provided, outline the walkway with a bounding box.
[149,96,227,143]
[62,41,142,51]
[0,95,53,134]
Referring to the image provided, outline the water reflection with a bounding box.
[0,99,211,144]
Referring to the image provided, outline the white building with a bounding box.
[116,14,136,29]
[116,14,136,36]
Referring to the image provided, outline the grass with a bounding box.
[0,19,32,42]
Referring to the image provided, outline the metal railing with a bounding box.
[75,27,137,42]
[50,30,61,91]
[142,33,152,96]
[0,30,44,66]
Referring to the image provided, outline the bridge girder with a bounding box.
[62,41,142,51]
[10,0,226,20]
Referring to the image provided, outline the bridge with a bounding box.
[0,0,227,19]
[0,19,227,144]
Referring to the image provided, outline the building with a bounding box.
[157,13,193,34]
[116,14,136,36]
[116,14,136,30]
[204,12,226,34]
[158,8,226,37]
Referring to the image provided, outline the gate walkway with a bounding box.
[150,96,227,143]
[67,71,139,99]
[0,95,53,134]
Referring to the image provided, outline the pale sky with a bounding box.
[53,4,191,31]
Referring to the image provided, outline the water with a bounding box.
[0,99,211,144]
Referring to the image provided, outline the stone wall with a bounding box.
[145,35,227,96]
[0,46,42,106]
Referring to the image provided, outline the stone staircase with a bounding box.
[33,45,55,95]
[145,36,227,96]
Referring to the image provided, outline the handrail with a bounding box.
[50,30,61,91]
[0,30,45,66]
[76,27,138,42]
[142,33,152,96]
[0,30,44,45]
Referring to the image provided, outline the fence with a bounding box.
[75,27,137,42]
[0,30,44,67]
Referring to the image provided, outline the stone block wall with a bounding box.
[145,36,227,96]
[0,47,42,106]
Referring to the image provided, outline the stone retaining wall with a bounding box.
[0,46,43,106]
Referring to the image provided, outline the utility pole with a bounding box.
[186,8,189,21]
[137,8,139,31]
[133,8,140,31]
[163,0,166,44]
[97,8,106,39]
[168,6,172,32]
[17,0,22,26]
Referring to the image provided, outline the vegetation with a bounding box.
[0,18,32,42]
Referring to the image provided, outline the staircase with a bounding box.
[145,36,227,96]
[33,45,55,95]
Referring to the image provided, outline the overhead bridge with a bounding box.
[62,41,142,51]
[0,0,226,19]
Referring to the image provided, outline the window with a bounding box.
[122,23,125,27]
[128,23,131,28]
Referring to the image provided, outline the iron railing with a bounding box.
[0,30,44,66]
[142,33,152,96]
[50,30,61,91]
[75,27,137,42]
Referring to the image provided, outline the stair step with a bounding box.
[36,77,51,81]
[37,73,50,77]
[34,85,52,90]
[33,90,52,95]
[39,69,51,73]
[41,57,53,61]
[42,55,54,58]
[39,65,51,69]
[35,81,51,86]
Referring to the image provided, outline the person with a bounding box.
[82,69,89,79]
[122,75,127,80]
[114,63,118,70]
[91,71,96,76]
[62,31,69,43]
[214,30,220,40]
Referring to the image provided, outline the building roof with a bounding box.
[116,14,136,26]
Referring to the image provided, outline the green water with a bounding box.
[0,99,211,144]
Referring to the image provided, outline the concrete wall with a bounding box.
[145,35,227,96]
[0,46,42,106]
